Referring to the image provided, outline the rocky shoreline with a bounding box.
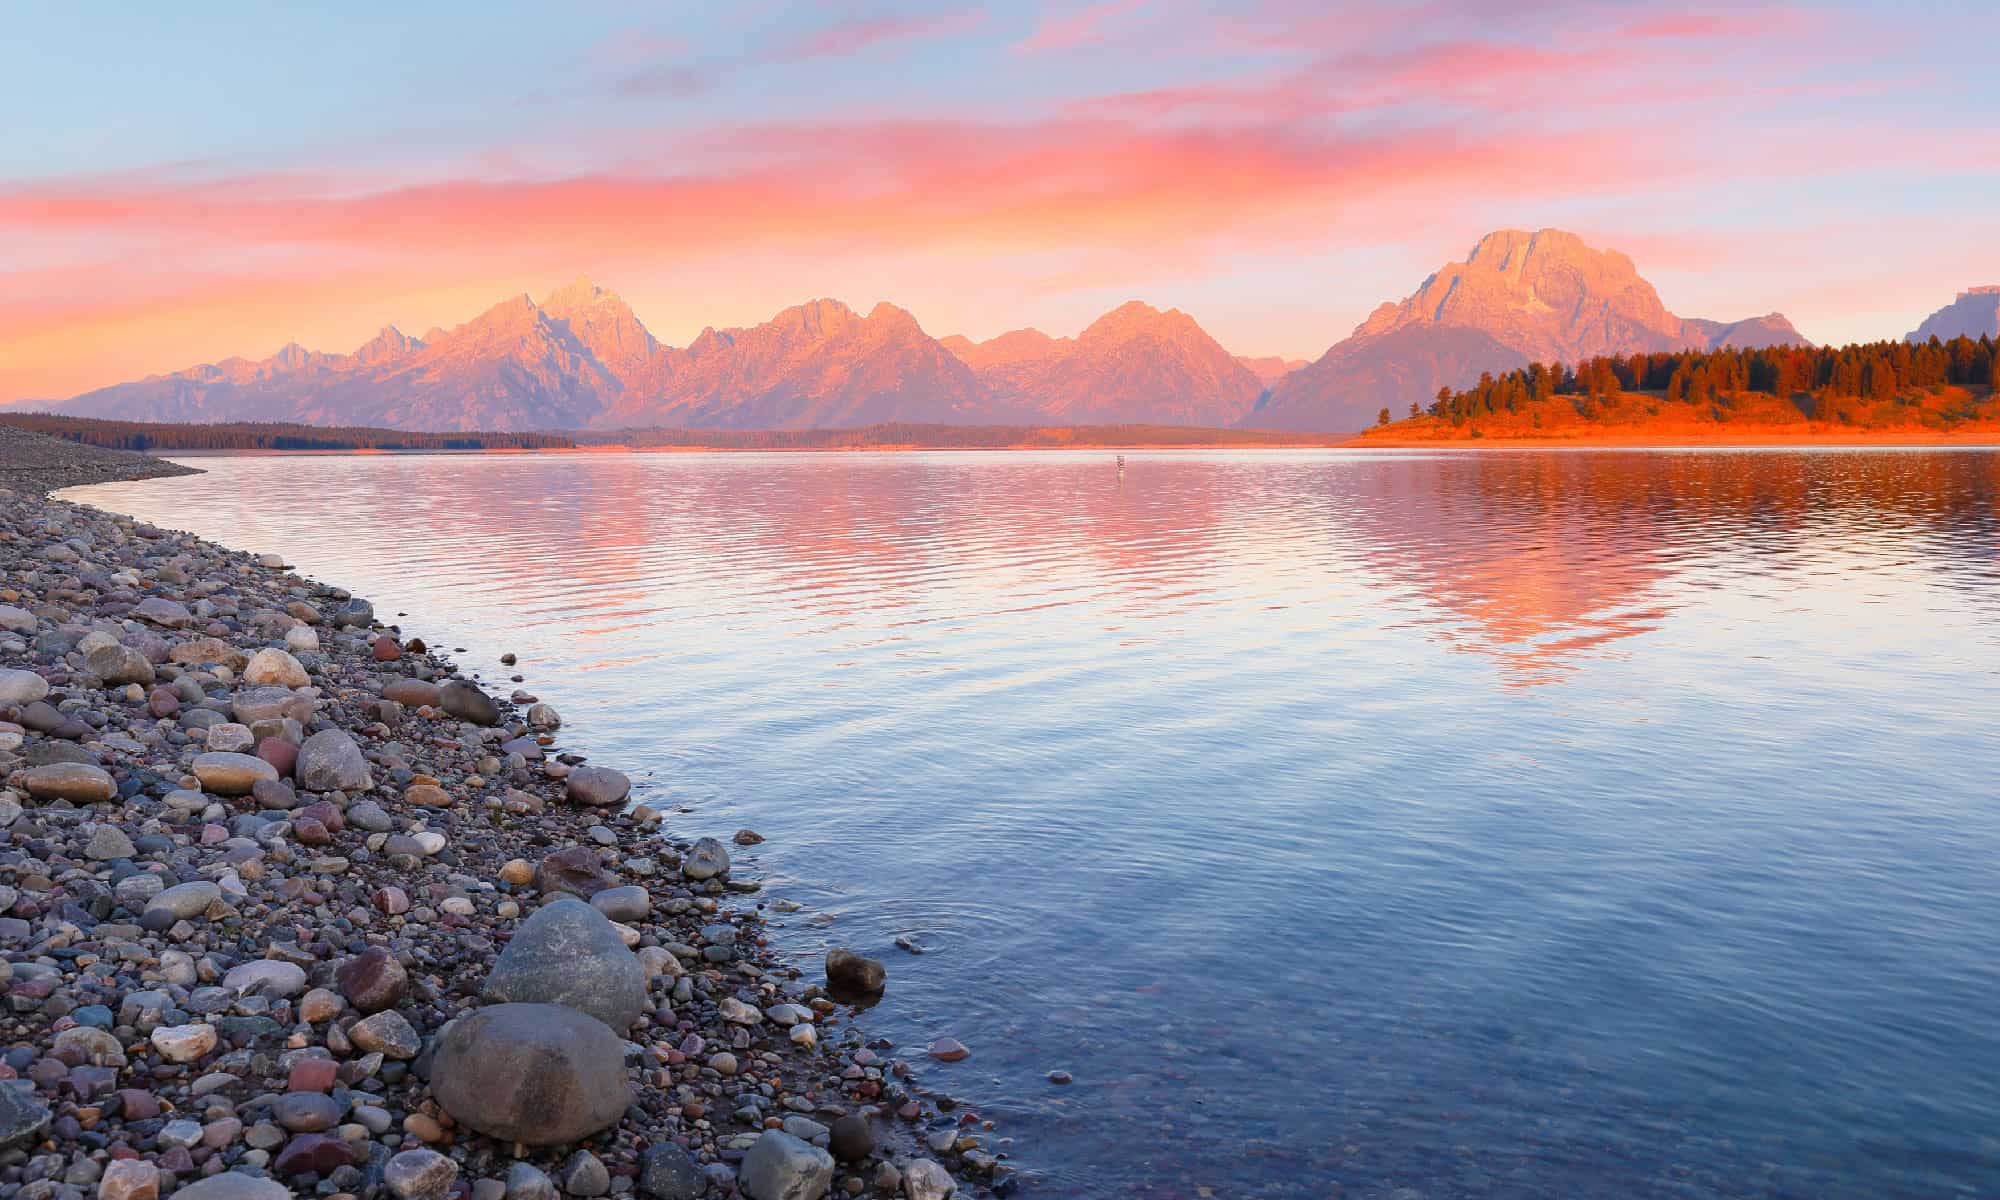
[0,444,1001,1200]
[0,430,201,496]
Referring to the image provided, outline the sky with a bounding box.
[3,0,1997,401]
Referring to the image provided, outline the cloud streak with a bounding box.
[1016,0,1146,52]
[780,9,985,60]
[0,0,1991,399]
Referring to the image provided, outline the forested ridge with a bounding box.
[1372,335,2000,436]
[0,413,1329,452]
[0,414,574,451]
[570,423,1328,448]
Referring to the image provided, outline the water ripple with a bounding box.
[68,447,2000,1199]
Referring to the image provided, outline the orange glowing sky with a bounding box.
[3,1,1996,401]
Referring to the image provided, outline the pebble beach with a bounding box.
[0,433,995,1200]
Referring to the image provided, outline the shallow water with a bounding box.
[70,449,2000,1199]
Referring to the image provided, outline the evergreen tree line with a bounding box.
[1416,334,2000,424]
[0,414,575,451]
[2,414,1328,452]
[573,423,1324,448]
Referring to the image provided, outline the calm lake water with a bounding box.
[69,449,2000,1199]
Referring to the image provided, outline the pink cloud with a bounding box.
[1616,8,1808,41]
[0,110,1683,399]
[0,0,1977,401]
[1017,0,1146,52]
[780,9,984,60]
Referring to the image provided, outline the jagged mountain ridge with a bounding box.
[595,299,993,430]
[47,232,1819,432]
[1252,229,1812,431]
[939,301,1265,426]
[54,287,1263,431]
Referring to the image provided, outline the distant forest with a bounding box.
[571,423,1331,448]
[0,413,576,451]
[0,413,1332,452]
[1407,334,2000,428]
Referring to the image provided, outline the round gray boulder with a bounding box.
[86,642,154,686]
[740,1130,834,1200]
[296,728,372,792]
[0,669,48,706]
[168,1176,294,1200]
[565,766,630,808]
[430,1003,630,1146]
[682,837,730,881]
[483,899,645,1031]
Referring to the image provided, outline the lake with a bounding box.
[68,448,2000,1199]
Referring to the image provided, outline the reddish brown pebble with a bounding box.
[257,737,298,776]
[289,1058,338,1092]
[298,800,344,832]
[273,1132,360,1178]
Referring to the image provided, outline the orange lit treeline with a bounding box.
[1422,334,2000,424]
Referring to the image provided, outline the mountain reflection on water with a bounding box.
[71,448,2000,1198]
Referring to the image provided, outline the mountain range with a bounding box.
[1906,287,2000,343]
[1250,229,1812,429]
[43,228,1992,434]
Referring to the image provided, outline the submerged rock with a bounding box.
[682,837,730,881]
[825,949,885,994]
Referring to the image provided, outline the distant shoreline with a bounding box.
[154,440,1350,457]
[15,410,2000,462]
[152,434,2000,457]
[1354,428,2000,449]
